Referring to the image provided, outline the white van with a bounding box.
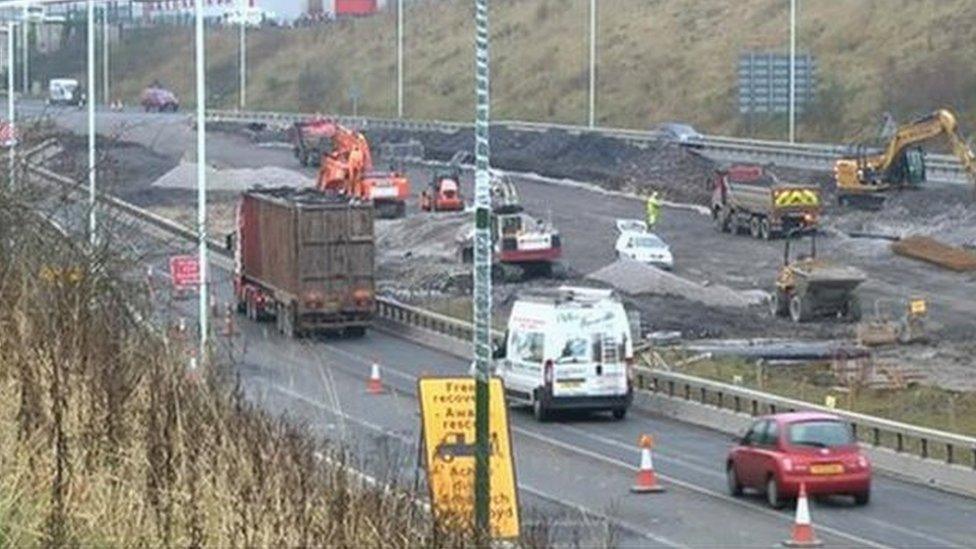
[48,79,84,107]
[497,286,634,421]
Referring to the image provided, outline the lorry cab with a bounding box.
[497,286,634,421]
[48,78,84,107]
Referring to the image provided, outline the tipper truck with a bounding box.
[233,187,375,338]
[711,164,822,240]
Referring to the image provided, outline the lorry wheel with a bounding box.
[750,217,762,239]
[769,290,788,317]
[713,209,730,233]
[611,408,627,420]
[532,394,549,422]
[845,296,862,322]
[345,326,366,338]
[789,294,811,323]
[759,218,772,240]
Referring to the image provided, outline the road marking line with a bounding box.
[268,383,669,545]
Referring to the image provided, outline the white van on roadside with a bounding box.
[48,78,84,107]
[496,286,634,421]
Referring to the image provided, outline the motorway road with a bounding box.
[40,158,976,547]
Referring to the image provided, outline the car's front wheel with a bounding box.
[726,463,743,496]
[766,476,785,509]
[854,489,871,506]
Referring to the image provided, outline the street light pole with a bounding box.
[87,0,96,244]
[103,4,109,105]
[194,0,209,362]
[789,0,796,143]
[396,0,402,118]
[472,0,492,536]
[21,9,28,96]
[238,0,245,110]
[588,0,595,128]
[6,23,15,186]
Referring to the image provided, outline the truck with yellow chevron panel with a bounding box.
[710,164,821,240]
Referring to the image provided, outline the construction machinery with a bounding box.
[834,108,976,208]
[711,164,822,239]
[315,123,411,218]
[289,118,337,167]
[420,166,465,212]
[232,187,375,338]
[457,172,561,279]
[856,298,928,346]
[769,233,866,323]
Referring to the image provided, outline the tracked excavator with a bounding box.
[834,108,976,208]
[315,123,411,218]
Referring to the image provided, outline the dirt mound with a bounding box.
[363,126,717,205]
[588,259,766,309]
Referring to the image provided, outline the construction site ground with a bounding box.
[48,115,976,391]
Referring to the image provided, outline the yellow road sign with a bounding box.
[418,377,519,539]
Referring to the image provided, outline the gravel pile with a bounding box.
[152,162,312,192]
[588,259,766,309]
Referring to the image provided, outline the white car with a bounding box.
[614,221,673,269]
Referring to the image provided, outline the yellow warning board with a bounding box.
[774,188,820,207]
[418,377,519,539]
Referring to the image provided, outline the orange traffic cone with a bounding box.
[631,434,665,493]
[366,363,385,395]
[783,483,822,547]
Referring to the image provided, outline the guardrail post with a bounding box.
[683,384,690,400]
[700,387,707,404]
[733,395,740,413]
[717,391,723,409]
[667,380,674,397]
[769,404,777,415]
[946,444,953,465]
[851,423,858,440]
[921,438,928,459]
[972,447,975,470]
[896,433,904,453]
[873,427,880,446]
[751,400,758,416]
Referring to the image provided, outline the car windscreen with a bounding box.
[632,236,664,248]
[788,420,855,448]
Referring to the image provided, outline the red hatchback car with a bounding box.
[726,412,871,508]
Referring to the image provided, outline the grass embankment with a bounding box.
[35,0,976,141]
[671,356,976,438]
[0,147,480,546]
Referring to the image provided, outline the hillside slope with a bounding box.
[36,0,976,141]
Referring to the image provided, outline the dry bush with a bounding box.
[0,140,488,547]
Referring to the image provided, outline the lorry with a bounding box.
[232,187,375,338]
[495,286,634,422]
[711,164,822,240]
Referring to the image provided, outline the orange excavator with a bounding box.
[316,123,411,218]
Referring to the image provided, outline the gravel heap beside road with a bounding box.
[588,259,767,308]
[152,162,312,192]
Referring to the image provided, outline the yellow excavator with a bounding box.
[834,108,976,208]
